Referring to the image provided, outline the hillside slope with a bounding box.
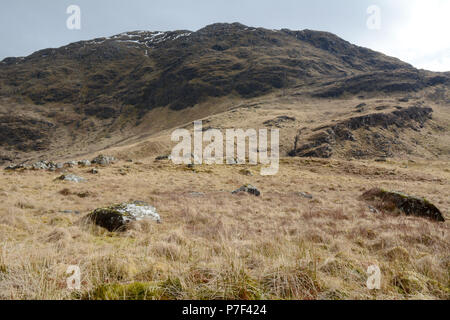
[0,23,449,164]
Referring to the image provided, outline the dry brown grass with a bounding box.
[0,157,448,300]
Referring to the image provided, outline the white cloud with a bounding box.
[386,0,450,71]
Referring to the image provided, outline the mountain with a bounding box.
[0,22,449,164]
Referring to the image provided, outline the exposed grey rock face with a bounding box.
[86,201,161,232]
[92,154,116,166]
[6,161,65,171]
[232,184,261,196]
[65,161,78,168]
[5,156,117,171]
[32,161,49,170]
[78,160,91,166]
[57,174,86,183]
[289,106,434,159]
[360,188,445,222]
[4,163,29,171]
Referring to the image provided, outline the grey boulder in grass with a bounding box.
[87,201,161,232]
[91,154,116,166]
[57,174,86,183]
[360,188,445,222]
[232,184,261,197]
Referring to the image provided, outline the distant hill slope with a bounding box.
[0,22,449,164]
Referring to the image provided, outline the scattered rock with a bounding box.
[232,184,261,196]
[155,155,171,161]
[4,163,28,171]
[78,160,91,167]
[31,161,47,170]
[360,188,445,222]
[5,160,66,171]
[297,192,313,199]
[5,156,116,172]
[92,154,116,166]
[86,201,160,232]
[65,161,78,168]
[57,174,86,183]
[60,210,80,215]
[188,192,205,197]
[368,205,380,214]
[89,168,99,174]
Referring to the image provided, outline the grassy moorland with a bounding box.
[0,157,448,300]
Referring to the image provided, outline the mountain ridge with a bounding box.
[0,22,449,164]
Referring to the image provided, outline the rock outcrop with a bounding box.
[289,106,433,158]
[57,174,86,183]
[232,184,261,196]
[4,155,117,171]
[91,155,116,166]
[360,188,445,222]
[87,201,161,232]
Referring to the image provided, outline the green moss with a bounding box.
[159,277,184,299]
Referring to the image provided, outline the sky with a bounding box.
[0,0,449,72]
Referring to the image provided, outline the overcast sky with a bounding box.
[1,0,449,71]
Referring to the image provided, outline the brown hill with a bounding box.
[0,22,449,164]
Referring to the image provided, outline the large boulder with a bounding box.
[360,188,445,222]
[87,201,161,232]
